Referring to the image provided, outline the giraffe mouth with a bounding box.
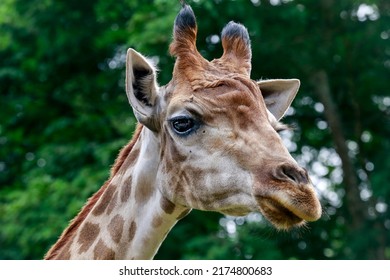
[256,197,305,230]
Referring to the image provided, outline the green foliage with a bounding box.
[1,0,389,259]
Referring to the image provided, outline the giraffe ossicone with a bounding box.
[45,3,321,260]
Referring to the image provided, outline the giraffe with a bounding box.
[45,3,321,260]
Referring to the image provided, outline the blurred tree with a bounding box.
[0,0,389,260]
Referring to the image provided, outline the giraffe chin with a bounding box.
[219,207,253,217]
[257,198,307,230]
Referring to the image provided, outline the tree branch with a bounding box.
[310,70,366,229]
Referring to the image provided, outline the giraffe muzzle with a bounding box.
[253,163,322,229]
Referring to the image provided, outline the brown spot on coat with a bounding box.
[152,215,163,228]
[121,176,132,203]
[135,176,153,204]
[128,221,137,242]
[106,191,118,216]
[108,214,125,244]
[124,147,140,169]
[77,222,100,254]
[160,197,176,214]
[93,239,115,259]
[92,184,116,216]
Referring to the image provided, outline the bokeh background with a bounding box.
[0,0,389,259]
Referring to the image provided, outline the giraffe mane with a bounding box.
[110,124,143,176]
[44,124,143,259]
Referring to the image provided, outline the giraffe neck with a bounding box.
[45,125,190,259]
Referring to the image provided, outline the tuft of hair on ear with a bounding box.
[169,3,198,57]
[132,67,154,107]
[221,21,252,61]
[130,55,159,107]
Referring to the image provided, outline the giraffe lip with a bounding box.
[256,197,305,229]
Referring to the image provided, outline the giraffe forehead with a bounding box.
[166,79,266,124]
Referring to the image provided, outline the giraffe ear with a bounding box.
[126,48,160,131]
[257,79,300,120]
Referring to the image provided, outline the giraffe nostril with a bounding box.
[278,164,309,185]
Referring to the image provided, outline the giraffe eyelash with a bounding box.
[274,122,292,133]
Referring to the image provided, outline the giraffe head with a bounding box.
[125,4,321,230]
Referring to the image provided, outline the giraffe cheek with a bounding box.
[157,169,189,208]
[193,169,255,214]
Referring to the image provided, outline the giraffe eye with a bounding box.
[170,116,198,136]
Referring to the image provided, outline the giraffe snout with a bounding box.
[274,163,310,186]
